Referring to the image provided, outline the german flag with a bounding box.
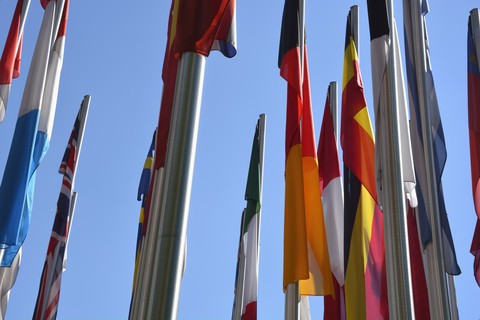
[279,0,333,296]
[340,9,388,319]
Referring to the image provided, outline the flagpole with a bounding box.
[374,1,416,318]
[257,114,266,253]
[50,0,65,50]
[407,0,450,318]
[472,9,480,68]
[328,82,337,139]
[144,51,206,320]
[16,0,31,53]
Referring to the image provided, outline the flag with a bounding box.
[33,101,85,320]
[144,0,237,234]
[468,10,480,286]
[340,9,388,319]
[128,131,155,318]
[279,0,333,296]
[366,0,417,210]
[0,0,29,123]
[0,0,57,267]
[241,120,263,320]
[403,0,461,275]
[317,92,345,319]
[231,210,245,320]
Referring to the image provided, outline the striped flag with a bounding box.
[0,0,30,123]
[33,100,86,320]
[279,0,333,296]
[468,10,480,287]
[128,131,155,317]
[0,0,58,267]
[240,120,262,319]
[317,91,345,319]
[340,9,388,319]
[403,0,460,276]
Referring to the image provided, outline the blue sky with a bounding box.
[0,0,479,319]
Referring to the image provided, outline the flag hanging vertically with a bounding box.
[0,0,30,123]
[128,131,156,318]
[468,10,480,287]
[241,119,263,320]
[366,0,417,210]
[279,0,333,296]
[33,99,87,320]
[340,9,388,319]
[317,91,346,320]
[0,0,58,267]
[403,0,461,276]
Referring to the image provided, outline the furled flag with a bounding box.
[366,0,417,210]
[0,0,59,267]
[235,119,263,320]
[468,10,480,287]
[403,0,461,276]
[279,0,333,296]
[128,131,156,318]
[340,8,388,319]
[0,247,21,320]
[33,99,87,320]
[317,91,345,320]
[0,0,30,123]
[144,0,237,234]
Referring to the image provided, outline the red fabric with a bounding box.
[301,48,316,158]
[0,0,23,84]
[241,301,257,320]
[340,60,377,203]
[364,204,389,320]
[407,207,431,319]
[469,72,480,219]
[317,95,341,193]
[174,0,231,57]
[56,0,69,39]
[324,275,346,320]
[471,219,480,287]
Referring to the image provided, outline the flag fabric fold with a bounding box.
[279,0,333,296]
[403,0,461,275]
[341,9,388,319]
[0,0,29,123]
[33,101,85,320]
[317,92,345,319]
[468,11,480,286]
[0,0,57,267]
[366,0,417,211]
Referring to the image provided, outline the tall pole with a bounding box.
[328,82,337,139]
[380,2,415,318]
[408,0,450,318]
[232,210,246,320]
[145,51,206,320]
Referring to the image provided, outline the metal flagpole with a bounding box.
[16,0,32,53]
[407,0,450,318]
[257,114,266,268]
[380,2,415,318]
[448,275,459,320]
[50,0,65,50]
[144,51,206,320]
[285,0,304,315]
[328,82,337,139]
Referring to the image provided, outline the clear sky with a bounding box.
[0,0,479,319]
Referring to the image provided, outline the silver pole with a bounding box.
[72,95,91,188]
[408,0,450,318]
[257,114,266,255]
[471,10,480,69]
[328,82,337,140]
[285,282,300,320]
[50,0,65,50]
[16,0,31,54]
[380,1,414,318]
[448,274,459,320]
[133,167,165,319]
[145,52,206,320]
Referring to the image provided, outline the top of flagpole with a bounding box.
[70,95,90,191]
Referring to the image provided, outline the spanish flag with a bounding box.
[340,9,388,319]
[279,0,333,296]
